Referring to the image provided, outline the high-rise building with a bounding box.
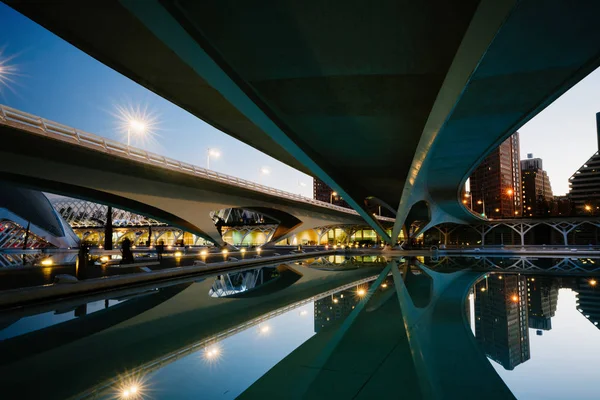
[521,154,553,217]
[527,276,558,332]
[474,274,530,370]
[569,113,600,215]
[576,277,600,330]
[469,133,522,218]
[553,195,573,216]
[313,178,349,208]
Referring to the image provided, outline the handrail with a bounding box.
[0,104,395,222]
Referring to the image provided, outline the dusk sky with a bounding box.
[1,3,598,196]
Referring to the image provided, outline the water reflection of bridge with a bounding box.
[429,256,600,274]
[0,262,384,400]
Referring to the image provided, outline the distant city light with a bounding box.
[381,283,388,288]
[590,279,597,287]
[357,288,366,297]
[506,188,514,196]
[511,295,519,303]
[480,287,486,292]
[585,204,593,212]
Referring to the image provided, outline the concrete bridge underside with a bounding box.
[0,122,388,246]
[8,0,600,242]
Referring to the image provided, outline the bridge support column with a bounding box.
[104,206,113,250]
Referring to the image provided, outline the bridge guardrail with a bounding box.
[0,104,395,222]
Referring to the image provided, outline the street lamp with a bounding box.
[127,119,147,147]
[260,166,271,175]
[330,191,338,204]
[206,148,220,169]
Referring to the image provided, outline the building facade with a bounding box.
[568,112,600,215]
[521,154,553,217]
[569,152,600,215]
[469,133,522,218]
[313,178,349,208]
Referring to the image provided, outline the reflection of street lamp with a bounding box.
[206,148,220,169]
[330,191,338,204]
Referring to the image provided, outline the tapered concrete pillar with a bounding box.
[104,206,113,250]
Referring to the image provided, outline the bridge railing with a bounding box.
[0,104,395,222]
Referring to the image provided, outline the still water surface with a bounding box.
[0,255,598,399]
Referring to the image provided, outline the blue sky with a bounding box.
[1,3,599,196]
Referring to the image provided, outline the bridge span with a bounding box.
[8,0,600,243]
[0,105,393,246]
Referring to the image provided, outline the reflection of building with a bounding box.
[313,178,349,208]
[521,154,553,217]
[576,278,600,329]
[314,288,358,332]
[474,274,530,370]
[469,133,521,218]
[527,277,558,332]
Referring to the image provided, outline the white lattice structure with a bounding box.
[51,197,166,228]
[0,220,54,250]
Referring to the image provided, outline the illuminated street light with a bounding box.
[330,191,338,203]
[0,50,19,95]
[506,188,514,196]
[127,119,146,147]
[585,204,593,212]
[114,103,158,148]
[207,148,221,169]
[477,200,483,205]
[511,295,519,303]
[590,279,597,287]
[357,288,366,297]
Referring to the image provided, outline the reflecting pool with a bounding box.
[0,255,599,399]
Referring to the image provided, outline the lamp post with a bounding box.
[206,148,221,169]
[259,166,270,184]
[127,119,147,147]
[330,191,338,204]
[506,188,517,218]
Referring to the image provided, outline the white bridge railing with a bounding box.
[0,104,395,222]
